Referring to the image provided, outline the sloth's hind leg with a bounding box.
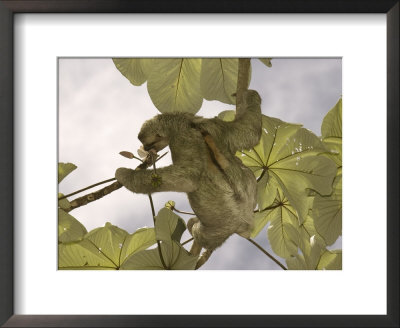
[187,217,202,256]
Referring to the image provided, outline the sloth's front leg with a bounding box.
[115,165,197,194]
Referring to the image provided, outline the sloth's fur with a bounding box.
[115,90,262,253]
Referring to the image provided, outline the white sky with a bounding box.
[58,58,342,269]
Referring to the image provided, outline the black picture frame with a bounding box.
[0,1,398,327]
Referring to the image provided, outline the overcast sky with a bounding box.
[58,58,342,270]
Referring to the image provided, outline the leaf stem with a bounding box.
[148,194,168,270]
[246,238,287,270]
[181,237,194,246]
[172,207,195,216]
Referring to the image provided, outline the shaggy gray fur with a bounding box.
[116,90,262,252]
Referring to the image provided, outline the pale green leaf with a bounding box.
[155,208,186,243]
[121,241,197,270]
[58,193,71,210]
[321,98,342,139]
[85,222,129,266]
[313,173,342,245]
[112,58,154,86]
[119,227,157,264]
[267,199,300,258]
[298,215,326,261]
[147,58,203,113]
[322,137,342,167]
[58,162,77,183]
[58,239,117,269]
[286,254,308,270]
[259,58,272,67]
[58,209,87,243]
[317,249,342,270]
[200,58,240,104]
[239,116,337,224]
[251,208,275,238]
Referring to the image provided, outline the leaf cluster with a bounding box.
[218,99,342,269]
[112,58,271,113]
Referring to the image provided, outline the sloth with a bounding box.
[115,90,262,266]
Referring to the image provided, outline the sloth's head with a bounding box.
[138,118,169,152]
[138,113,195,152]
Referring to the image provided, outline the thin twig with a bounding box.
[172,207,195,216]
[148,194,168,270]
[247,238,287,270]
[181,237,194,246]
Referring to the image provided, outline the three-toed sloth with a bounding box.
[116,90,262,264]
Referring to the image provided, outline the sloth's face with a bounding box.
[138,126,169,152]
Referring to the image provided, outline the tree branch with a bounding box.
[236,58,251,116]
[62,152,168,212]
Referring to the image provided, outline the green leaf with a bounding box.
[322,137,342,167]
[200,58,241,104]
[321,98,342,139]
[120,241,197,270]
[266,193,300,258]
[239,115,337,224]
[147,58,203,113]
[321,98,342,168]
[298,215,326,260]
[251,210,270,238]
[58,162,77,183]
[286,254,308,270]
[58,239,117,269]
[119,227,157,264]
[155,208,186,243]
[313,173,342,245]
[286,232,326,270]
[58,193,71,210]
[84,222,129,266]
[259,58,272,67]
[58,209,87,243]
[112,58,154,86]
[317,249,342,270]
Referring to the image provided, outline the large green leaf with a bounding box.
[321,98,342,167]
[266,192,300,258]
[200,58,240,104]
[58,209,87,243]
[119,227,157,264]
[147,58,203,113]
[321,98,342,139]
[121,208,195,270]
[313,173,342,245]
[317,249,342,270]
[239,115,337,224]
[84,222,129,266]
[286,232,326,270]
[58,162,77,183]
[59,239,117,269]
[120,241,197,270]
[112,58,155,86]
[59,223,158,270]
[314,99,342,246]
[155,207,186,243]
